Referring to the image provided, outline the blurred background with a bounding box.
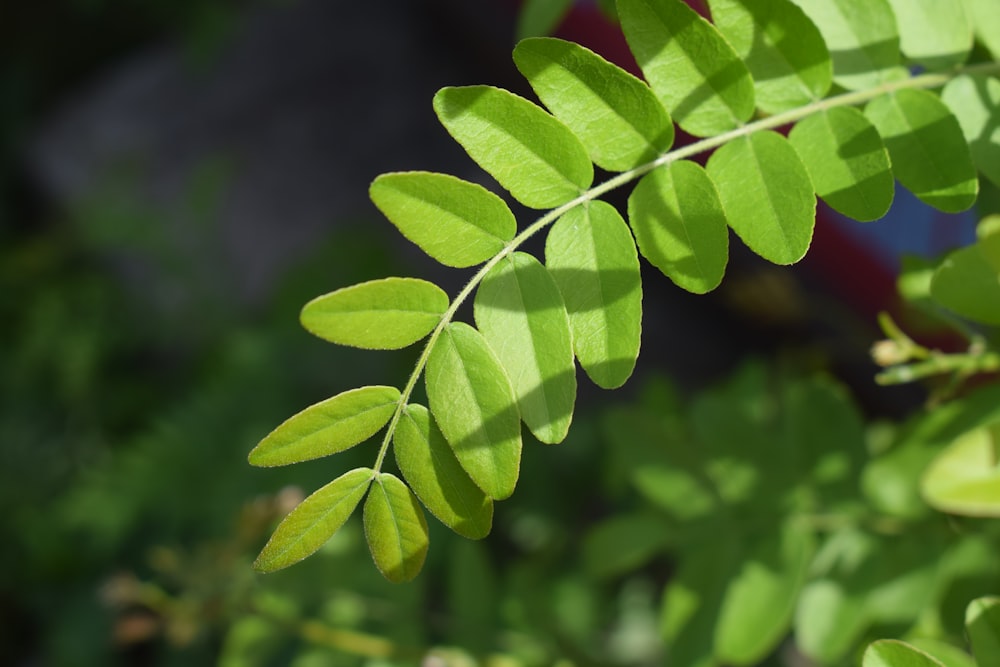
[0,1,975,665]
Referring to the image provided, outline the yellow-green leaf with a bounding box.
[363,473,429,583]
[886,0,972,70]
[941,74,1000,189]
[863,640,947,667]
[922,424,1000,517]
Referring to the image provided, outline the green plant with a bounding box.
[247,0,1000,598]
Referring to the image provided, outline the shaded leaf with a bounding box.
[886,0,972,70]
[789,106,894,221]
[394,403,493,539]
[796,579,869,664]
[922,424,1000,517]
[363,472,429,583]
[789,0,908,90]
[254,468,373,573]
[708,0,832,113]
[618,0,754,137]
[628,159,729,292]
[966,596,1000,665]
[433,85,592,208]
[931,240,1000,325]
[369,172,515,268]
[425,322,521,500]
[545,201,642,389]
[941,74,1000,189]
[516,0,573,39]
[301,277,448,350]
[582,512,669,579]
[513,37,674,171]
[863,640,946,667]
[865,89,978,214]
[706,131,816,265]
[474,252,576,444]
[249,386,400,467]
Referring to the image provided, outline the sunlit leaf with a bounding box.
[618,0,754,137]
[966,596,1000,665]
[394,403,493,539]
[907,639,976,667]
[866,89,978,214]
[300,277,448,350]
[708,0,832,113]
[425,322,521,500]
[516,0,573,39]
[433,85,593,208]
[931,240,1000,325]
[706,131,816,265]
[545,201,642,389]
[474,252,576,444]
[922,424,1000,517]
[513,37,674,171]
[253,468,373,573]
[363,472,429,583]
[789,106,894,221]
[863,640,947,667]
[789,0,908,90]
[628,159,729,292]
[941,74,1000,189]
[886,0,972,70]
[248,386,400,466]
[960,0,1000,59]
[369,172,516,268]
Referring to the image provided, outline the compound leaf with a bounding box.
[301,277,448,350]
[966,597,1000,665]
[921,424,1000,516]
[628,159,729,293]
[788,106,894,221]
[708,0,832,114]
[254,467,373,573]
[789,0,908,90]
[369,172,516,268]
[546,201,642,389]
[363,472,429,583]
[863,640,946,667]
[394,403,493,539]
[426,322,521,500]
[618,0,755,137]
[941,74,1000,189]
[886,0,972,70]
[866,89,978,214]
[248,385,400,467]
[707,130,816,265]
[474,252,576,444]
[513,37,674,172]
[433,85,593,208]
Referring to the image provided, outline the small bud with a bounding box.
[871,339,909,367]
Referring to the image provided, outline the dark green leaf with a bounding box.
[248,386,400,466]
[253,467,373,573]
[369,172,516,268]
[433,85,593,208]
[363,472,429,583]
[628,159,729,292]
[886,0,972,69]
[582,512,669,579]
[425,322,521,499]
[513,37,674,171]
[474,252,576,444]
[941,74,1000,189]
[618,0,755,137]
[545,201,642,389]
[394,403,493,539]
[966,596,1000,665]
[300,277,449,350]
[516,0,574,39]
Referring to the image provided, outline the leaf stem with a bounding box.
[372,58,1000,473]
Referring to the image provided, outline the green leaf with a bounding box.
[513,37,674,172]
[253,467,373,573]
[941,74,1000,189]
[907,639,976,667]
[363,472,429,583]
[863,640,947,667]
[789,0,908,90]
[628,159,729,293]
[706,130,816,265]
[394,403,493,539]
[516,0,574,39]
[886,0,972,70]
[425,322,521,500]
[966,596,1000,665]
[248,386,400,467]
[866,89,979,214]
[960,0,1000,59]
[369,172,516,268]
[707,0,832,114]
[300,277,449,350]
[796,579,869,664]
[921,424,1000,517]
[545,201,642,389]
[433,85,593,209]
[618,0,755,137]
[930,241,1000,325]
[789,106,894,222]
[582,512,669,579]
[474,252,576,444]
